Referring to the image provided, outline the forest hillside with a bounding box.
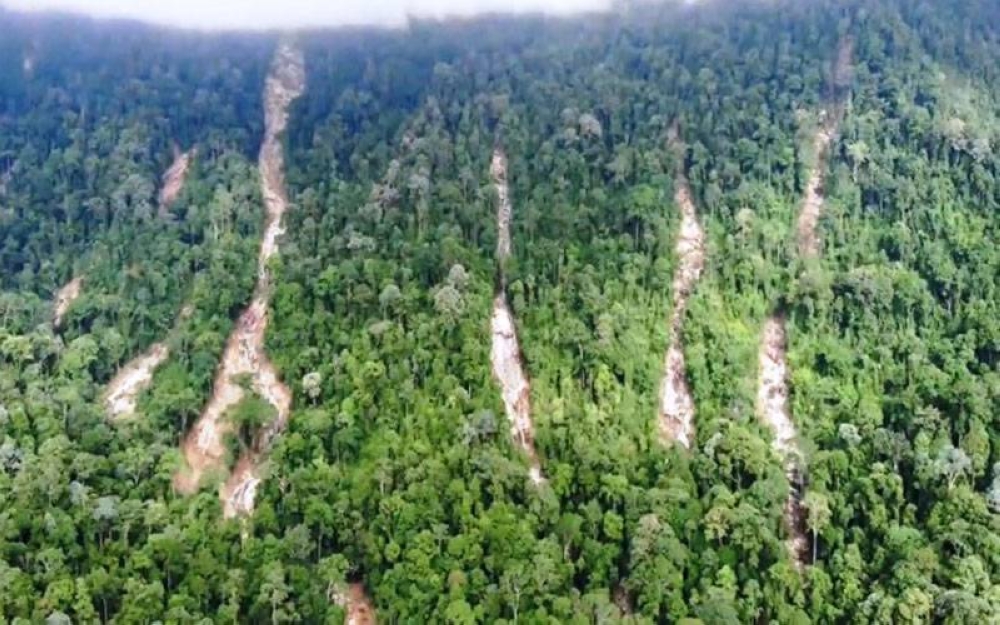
[3,0,1000,622]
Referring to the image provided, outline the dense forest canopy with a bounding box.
[3,0,1000,622]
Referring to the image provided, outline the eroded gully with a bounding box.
[658,130,705,448]
[173,42,304,518]
[490,149,544,485]
[760,36,853,568]
[158,147,194,218]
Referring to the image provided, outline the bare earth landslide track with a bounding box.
[105,304,194,421]
[105,343,170,421]
[760,36,853,569]
[173,43,304,518]
[53,276,83,327]
[658,130,705,449]
[106,146,199,420]
[158,147,194,218]
[490,149,544,485]
[334,583,377,625]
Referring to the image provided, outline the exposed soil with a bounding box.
[490,149,544,485]
[761,37,853,569]
[797,37,854,258]
[756,316,808,567]
[795,126,835,258]
[658,129,705,448]
[334,583,377,625]
[174,42,304,515]
[53,276,83,327]
[105,343,170,420]
[491,296,544,485]
[105,303,194,421]
[158,147,194,217]
[613,584,635,617]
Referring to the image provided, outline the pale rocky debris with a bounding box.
[762,36,853,569]
[658,130,705,448]
[174,42,304,517]
[797,37,853,258]
[490,148,544,485]
[53,277,83,327]
[105,343,170,420]
[756,316,808,566]
[158,147,194,217]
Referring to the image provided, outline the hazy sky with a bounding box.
[5,0,612,29]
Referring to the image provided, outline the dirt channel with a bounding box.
[490,149,544,485]
[658,129,705,449]
[173,42,304,518]
[761,36,854,568]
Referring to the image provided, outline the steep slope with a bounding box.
[490,148,544,485]
[173,42,305,516]
[756,315,808,565]
[758,36,853,568]
[105,304,194,421]
[53,276,83,327]
[658,129,705,448]
[158,147,194,217]
[335,583,377,625]
[105,344,170,420]
[797,37,854,258]
[105,145,200,420]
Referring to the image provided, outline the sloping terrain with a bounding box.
[490,148,544,484]
[53,276,83,327]
[756,315,808,565]
[9,3,1000,623]
[174,43,304,515]
[758,36,854,568]
[105,343,170,420]
[658,130,705,448]
[158,147,194,217]
[797,37,854,258]
[334,584,377,625]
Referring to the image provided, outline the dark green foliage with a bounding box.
[2,0,1000,622]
